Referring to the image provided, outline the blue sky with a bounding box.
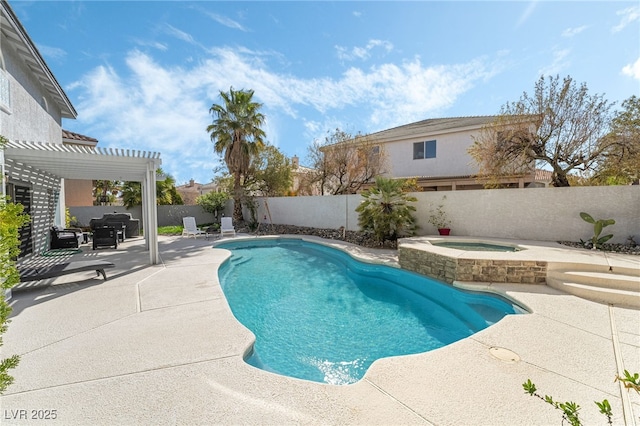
[11,1,640,185]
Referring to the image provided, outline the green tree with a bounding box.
[207,87,266,222]
[593,95,640,185]
[245,144,292,197]
[196,191,229,219]
[356,177,417,245]
[469,75,615,187]
[211,173,234,195]
[120,169,183,208]
[157,173,183,206]
[93,180,121,205]
[0,197,30,393]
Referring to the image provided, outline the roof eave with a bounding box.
[0,0,77,119]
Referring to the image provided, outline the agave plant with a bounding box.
[580,212,615,249]
[356,177,418,245]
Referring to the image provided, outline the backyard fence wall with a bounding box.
[69,205,218,229]
[252,186,639,244]
[70,186,638,244]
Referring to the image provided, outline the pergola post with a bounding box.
[144,162,159,264]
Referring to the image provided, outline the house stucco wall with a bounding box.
[1,40,63,144]
[383,128,480,178]
[64,179,94,206]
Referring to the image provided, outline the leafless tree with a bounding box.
[306,129,389,195]
[468,75,616,187]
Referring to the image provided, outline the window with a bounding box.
[366,145,381,163]
[413,140,436,159]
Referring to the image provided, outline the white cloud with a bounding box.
[622,57,640,80]
[335,39,394,61]
[562,25,587,37]
[515,1,538,29]
[133,38,168,51]
[163,24,197,45]
[203,11,248,32]
[612,5,640,33]
[67,47,493,183]
[37,44,67,61]
[538,48,570,78]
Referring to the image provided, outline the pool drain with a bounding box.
[489,347,520,362]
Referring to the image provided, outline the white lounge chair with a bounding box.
[220,217,236,237]
[182,216,205,238]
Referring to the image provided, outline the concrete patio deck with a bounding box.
[2,235,639,425]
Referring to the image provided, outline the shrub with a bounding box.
[356,177,417,245]
[0,197,30,393]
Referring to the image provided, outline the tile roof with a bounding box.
[368,116,498,142]
[62,129,98,144]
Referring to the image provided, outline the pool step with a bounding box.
[230,255,252,266]
[546,267,640,308]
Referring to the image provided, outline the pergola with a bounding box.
[1,140,162,264]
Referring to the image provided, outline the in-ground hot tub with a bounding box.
[399,237,546,285]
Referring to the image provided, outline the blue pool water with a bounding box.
[217,238,523,385]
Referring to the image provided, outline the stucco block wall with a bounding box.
[253,195,361,230]
[1,41,63,144]
[409,186,639,244]
[252,186,638,244]
[69,186,638,244]
[69,205,215,230]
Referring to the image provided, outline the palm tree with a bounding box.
[207,87,266,222]
[356,177,418,245]
[120,169,183,208]
[93,180,122,205]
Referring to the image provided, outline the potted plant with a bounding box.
[428,196,451,235]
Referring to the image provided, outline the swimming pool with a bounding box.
[216,238,523,385]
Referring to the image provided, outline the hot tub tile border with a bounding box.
[398,246,548,284]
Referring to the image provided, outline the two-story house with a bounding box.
[0,0,162,263]
[175,179,224,205]
[367,116,550,191]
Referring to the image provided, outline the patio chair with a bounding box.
[92,226,118,250]
[182,217,205,238]
[50,227,80,250]
[220,217,236,238]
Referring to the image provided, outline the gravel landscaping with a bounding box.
[558,240,640,255]
[238,223,398,248]
[235,223,640,255]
